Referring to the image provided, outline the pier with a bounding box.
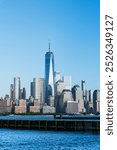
[0,115,100,132]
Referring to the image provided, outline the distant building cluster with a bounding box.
[0,43,100,114]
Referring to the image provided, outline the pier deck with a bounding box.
[0,115,100,132]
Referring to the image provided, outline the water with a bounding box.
[0,129,100,150]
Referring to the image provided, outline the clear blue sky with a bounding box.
[0,0,100,97]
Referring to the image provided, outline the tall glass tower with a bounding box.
[45,42,55,104]
[14,77,21,104]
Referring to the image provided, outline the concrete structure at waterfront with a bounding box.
[45,43,55,104]
[0,116,100,132]
[15,99,27,114]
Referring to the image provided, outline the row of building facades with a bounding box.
[0,46,100,114]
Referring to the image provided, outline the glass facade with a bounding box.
[45,51,55,104]
[14,77,20,103]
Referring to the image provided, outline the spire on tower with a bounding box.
[49,40,51,52]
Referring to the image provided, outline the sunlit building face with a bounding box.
[45,51,55,104]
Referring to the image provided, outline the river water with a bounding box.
[0,128,99,150]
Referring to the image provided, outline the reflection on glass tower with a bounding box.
[45,42,55,104]
[14,77,20,104]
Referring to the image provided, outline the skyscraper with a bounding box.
[72,85,85,113]
[33,78,45,103]
[81,80,86,99]
[54,71,61,83]
[93,90,100,113]
[14,77,20,104]
[63,76,72,90]
[22,88,26,99]
[30,81,35,98]
[72,85,83,101]
[45,43,55,104]
[89,90,93,102]
[10,84,14,100]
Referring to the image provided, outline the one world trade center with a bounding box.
[45,42,55,104]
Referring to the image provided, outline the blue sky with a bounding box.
[0,0,100,97]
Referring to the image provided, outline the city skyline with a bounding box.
[0,0,100,97]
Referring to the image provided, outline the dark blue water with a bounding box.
[0,129,100,150]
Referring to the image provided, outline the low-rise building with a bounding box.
[15,99,27,114]
[0,99,12,113]
[29,99,41,113]
[30,106,40,113]
[65,101,85,114]
[42,106,56,114]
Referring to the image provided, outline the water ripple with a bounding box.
[0,129,100,150]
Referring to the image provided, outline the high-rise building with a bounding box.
[33,78,45,103]
[89,90,93,102]
[20,89,23,100]
[54,80,66,95]
[20,88,26,100]
[54,80,66,112]
[72,85,83,101]
[22,88,26,99]
[63,76,72,90]
[59,89,73,113]
[85,90,89,101]
[48,96,55,107]
[10,84,14,100]
[72,85,84,113]
[93,90,100,113]
[85,90,93,113]
[30,82,35,98]
[81,80,86,99]
[45,43,55,104]
[54,71,61,83]
[14,77,20,103]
